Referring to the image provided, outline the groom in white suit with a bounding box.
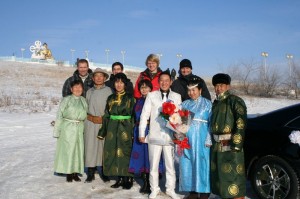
[139,70,181,199]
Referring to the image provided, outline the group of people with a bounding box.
[53,54,247,199]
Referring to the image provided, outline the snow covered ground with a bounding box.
[0,61,299,199]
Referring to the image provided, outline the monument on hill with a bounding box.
[29,40,54,60]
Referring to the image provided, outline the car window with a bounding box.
[286,116,300,129]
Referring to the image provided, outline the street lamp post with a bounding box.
[157,53,163,61]
[105,49,110,67]
[286,54,293,79]
[286,54,294,90]
[176,53,182,64]
[121,50,126,65]
[21,48,25,59]
[261,52,268,80]
[70,49,75,65]
[85,50,89,60]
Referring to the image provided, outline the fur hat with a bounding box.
[212,73,231,86]
[179,59,192,70]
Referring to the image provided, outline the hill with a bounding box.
[0,60,299,113]
[0,61,140,112]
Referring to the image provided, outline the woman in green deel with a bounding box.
[53,80,88,182]
[98,73,135,190]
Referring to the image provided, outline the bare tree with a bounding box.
[281,60,300,99]
[239,60,260,95]
[291,62,300,99]
[225,59,259,95]
[255,65,281,97]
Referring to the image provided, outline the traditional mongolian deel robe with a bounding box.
[98,91,135,177]
[179,96,212,193]
[84,86,112,167]
[128,97,165,174]
[53,95,88,174]
[210,91,247,198]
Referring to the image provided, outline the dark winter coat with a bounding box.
[171,73,211,102]
[62,69,94,97]
[105,74,134,95]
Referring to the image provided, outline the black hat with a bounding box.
[180,59,192,70]
[212,73,231,86]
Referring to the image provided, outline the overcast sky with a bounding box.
[1,0,299,76]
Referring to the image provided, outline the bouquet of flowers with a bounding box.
[289,130,300,146]
[160,100,192,154]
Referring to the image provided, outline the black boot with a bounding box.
[66,174,73,182]
[183,191,198,199]
[140,173,150,193]
[139,173,147,193]
[159,173,163,180]
[72,173,81,182]
[123,177,133,189]
[145,173,151,193]
[99,167,110,182]
[85,167,95,183]
[199,193,210,199]
[111,176,124,188]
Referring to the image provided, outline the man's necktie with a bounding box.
[162,93,167,102]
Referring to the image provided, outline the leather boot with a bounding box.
[99,167,110,182]
[123,177,133,189]
[66,174,73,182]
[159,173,163,180]
[139,173,147,193]
[111,176,124,188]
[183,191,198,199]
[72,173,81,182]
[199,193,210,199]
[85,167,95,183]
[145,173,151,193]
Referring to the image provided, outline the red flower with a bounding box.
[173,137,190,150]
[184,110,190,117]
[162,101,176,116]
[173,137,191,156]
[178,110,185,117]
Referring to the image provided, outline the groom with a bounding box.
[139,70,181,199]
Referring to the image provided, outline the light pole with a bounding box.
[286,54,293,79]
[70,49,75,65]
[261,52,268,80]
[121,50,126,65]
[21,48,25,59]
[176,53,182,64]
[85,50,89,60]
[157,53,163,61]
[105,49,110,66]
[286,54,294,90]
